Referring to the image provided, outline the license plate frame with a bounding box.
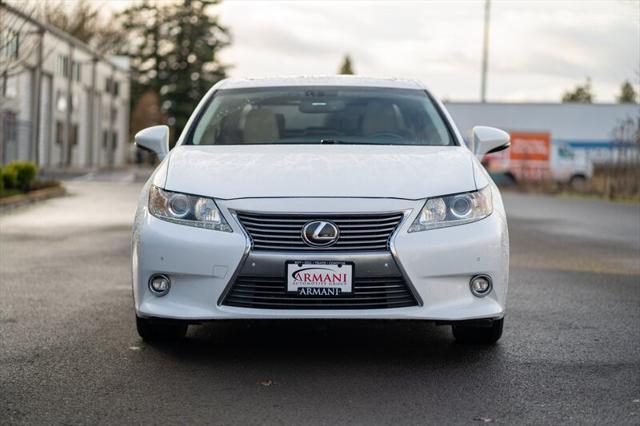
[285,260,354,296]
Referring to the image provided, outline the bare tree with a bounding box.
[39,0,126,54]
[0,1,46,111]
[606,117,640,198]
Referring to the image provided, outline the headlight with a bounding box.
[408,186,492,232]
[148,185,232,232]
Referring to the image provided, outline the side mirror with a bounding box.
[135,125,170,160]
[472,126,510,158]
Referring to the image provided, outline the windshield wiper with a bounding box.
[320,139,351,144]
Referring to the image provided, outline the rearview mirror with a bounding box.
[299,99,346,113]
[135,125,170,160]
[471,126,510,158]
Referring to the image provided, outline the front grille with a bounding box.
[221,275,419,309]
[235,211,404,251]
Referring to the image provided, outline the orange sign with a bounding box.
[509,132,551,162]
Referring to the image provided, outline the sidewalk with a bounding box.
[40,166,154,183]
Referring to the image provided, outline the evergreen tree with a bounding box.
[120,0,230,140]
[616,80,638,103]
[120,1,166,115]
[338,54,355,75]
[165,0,229,134]
[562,77,594,103]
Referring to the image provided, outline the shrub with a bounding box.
[15,162,37,191]
[0,167,4,194]
[3,161,37,192]
[2,165,18,190]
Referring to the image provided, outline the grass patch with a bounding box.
[0,189,22,199]
[556,191,640,204]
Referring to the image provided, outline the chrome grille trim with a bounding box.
[235,211,404,251]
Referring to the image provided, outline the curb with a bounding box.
[0,186,67,211]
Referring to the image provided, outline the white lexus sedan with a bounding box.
[132,76,510,344]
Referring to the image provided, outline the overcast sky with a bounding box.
[212,0,639,103]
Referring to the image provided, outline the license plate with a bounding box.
[286,261,353,296]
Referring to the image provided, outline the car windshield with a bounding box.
[188,86,454,146]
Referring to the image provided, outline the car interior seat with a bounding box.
[243,109,280,143]
[361,101,400,136]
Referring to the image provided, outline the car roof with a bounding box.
[217,76,426,90]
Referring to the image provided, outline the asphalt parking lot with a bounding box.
[1,180,639,425]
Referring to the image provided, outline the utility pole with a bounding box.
[31,27,45,166]
[62,43,73,167]
[87,56,97,167]
[107,65,116,169]
[480,0,491,103]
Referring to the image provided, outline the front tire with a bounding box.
[452,318,504,344]
[569,174,587,192]
[136,316,188,341]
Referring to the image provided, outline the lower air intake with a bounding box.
[221,275,419,309]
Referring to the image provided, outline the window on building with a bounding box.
[5,75,17,98]
[58,55,71,77]
[56,91,67,111]
[56,121,64,145]
[105,78,120,96]
[2,72,18,98]
[102,130,109,149]
[5,30,19,60]
[57,56,82,80]
[70,124,79,146]
[3,112,18,143]
[74,62,81,82]
[112,132,118,150]
[57,55,64,75]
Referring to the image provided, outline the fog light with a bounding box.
[149,274,171,296]
[470,274,492,297]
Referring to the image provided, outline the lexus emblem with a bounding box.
[301,221,340,247]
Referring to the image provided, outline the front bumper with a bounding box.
[132,194,509,321]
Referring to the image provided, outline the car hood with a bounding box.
[163,145,477,200]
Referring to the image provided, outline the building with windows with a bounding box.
[0,2,130,169]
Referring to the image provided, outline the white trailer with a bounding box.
[444,102,639,164]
